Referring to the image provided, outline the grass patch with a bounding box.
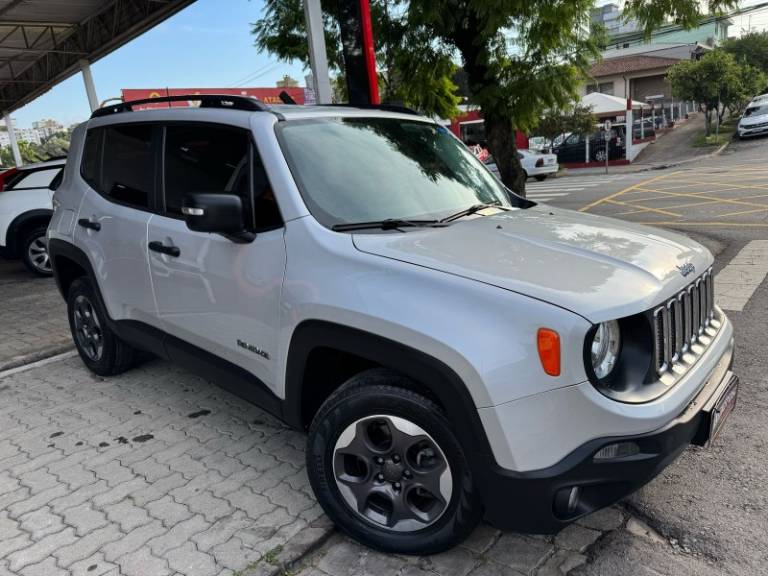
[232,545,288,576]
[263,545,284,566]
[693,134,731,147]
[693,117,738,147]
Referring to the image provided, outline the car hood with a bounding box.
[352,206,713,322]
[740,113,768,126]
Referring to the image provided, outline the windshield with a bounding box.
[744,105,768,117]
[277,117,516,228]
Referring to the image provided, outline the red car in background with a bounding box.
[0,166,19,191]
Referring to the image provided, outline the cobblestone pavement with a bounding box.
[0,259,72,370]
[292,509,630,576]
[0,355,331,576]
[0,353,683,576]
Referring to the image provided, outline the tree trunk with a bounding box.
[448,15,527,197]
[484,114,527,196]
[704,108,712,136]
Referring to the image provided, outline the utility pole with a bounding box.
[303,0,332,104]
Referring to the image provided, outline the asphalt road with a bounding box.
[536,136,768,576]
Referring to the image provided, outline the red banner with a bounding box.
[121,87,306,108]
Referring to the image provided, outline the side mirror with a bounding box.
[181,193,254,242]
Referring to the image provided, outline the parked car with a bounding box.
[0,157,66,275]
[49,95,737,554]
[737,102,768,139]
[526,136,551,151]
[484,149,559,181]
[553,128,625,164]
[0,166,19,191]
[748,93,768,106]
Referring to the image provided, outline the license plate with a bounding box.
[709,377,738,445]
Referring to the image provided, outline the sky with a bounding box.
[9,0,307,128]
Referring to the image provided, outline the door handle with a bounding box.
[77,218,101,231]
[149,241,180,257]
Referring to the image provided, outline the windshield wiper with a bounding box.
[331,218,442,232]
[439,202,509,223]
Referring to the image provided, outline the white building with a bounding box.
[32,119,64,139]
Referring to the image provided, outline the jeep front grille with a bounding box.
[653,268,717,376]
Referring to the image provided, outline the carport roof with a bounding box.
[0,0,198,114]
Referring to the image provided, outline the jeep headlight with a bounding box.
[591,320,621,379]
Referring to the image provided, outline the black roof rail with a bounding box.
[325,103,421,116]
[91,94,270,118]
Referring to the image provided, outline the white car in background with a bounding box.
[485,149,559,181]
[0,157,66,276]
[738,102,768,139]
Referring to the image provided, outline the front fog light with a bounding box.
[591,320,621,379]
[593,441,640,461]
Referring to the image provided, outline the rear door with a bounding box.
[147,122,286,392]
[75,123,160,328]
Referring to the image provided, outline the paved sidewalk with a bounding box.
[631,114,710,168]
[291,509,627,576]
[0,354,676,576]
[0,356,329,576]
[0,260,72,370]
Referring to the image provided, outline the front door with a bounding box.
[147,123,286,392]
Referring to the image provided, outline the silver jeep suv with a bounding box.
[49,95,738,554]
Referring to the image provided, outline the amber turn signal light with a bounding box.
[537,328,561,377]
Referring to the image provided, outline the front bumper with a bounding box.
[739,124,768,137]
[475,365,737,533]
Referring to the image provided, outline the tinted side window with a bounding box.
[81,129,102,190]
[6,168,61,190]
[164,125,250,217]
[101,125,154,209]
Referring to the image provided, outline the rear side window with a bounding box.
[81,129,102,191]
[6,167,62,191]
[101,125,154,209]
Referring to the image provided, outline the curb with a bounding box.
[0,342,75,375]
[642,140,730,172]
[242,518,336,576]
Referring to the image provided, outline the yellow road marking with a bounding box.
[632,221,768,228]
[714,206,768,218]
[579,172,677,213]
[605,198,682,217]
[626,187,768,210]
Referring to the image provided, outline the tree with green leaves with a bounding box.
[252,0,738,195]
[668,50,765,135]
[722,31,768,78]
[252,0,462,119]
[535,104,596,151]
[0,146,14,167]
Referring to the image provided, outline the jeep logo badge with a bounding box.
[677,263,696,277]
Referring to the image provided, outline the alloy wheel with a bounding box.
[73,295,104,361]
[333,415,453,532]
[27,236,51,274]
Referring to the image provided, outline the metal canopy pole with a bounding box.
[304,0,333,104]
[3,111,22,167]
[338,0,379,105]
[79,59,99,112]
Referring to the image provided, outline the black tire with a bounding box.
[535,174,548,182]
[21,226,52,277]
[67,277,136,376]
[307,369,482,554]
